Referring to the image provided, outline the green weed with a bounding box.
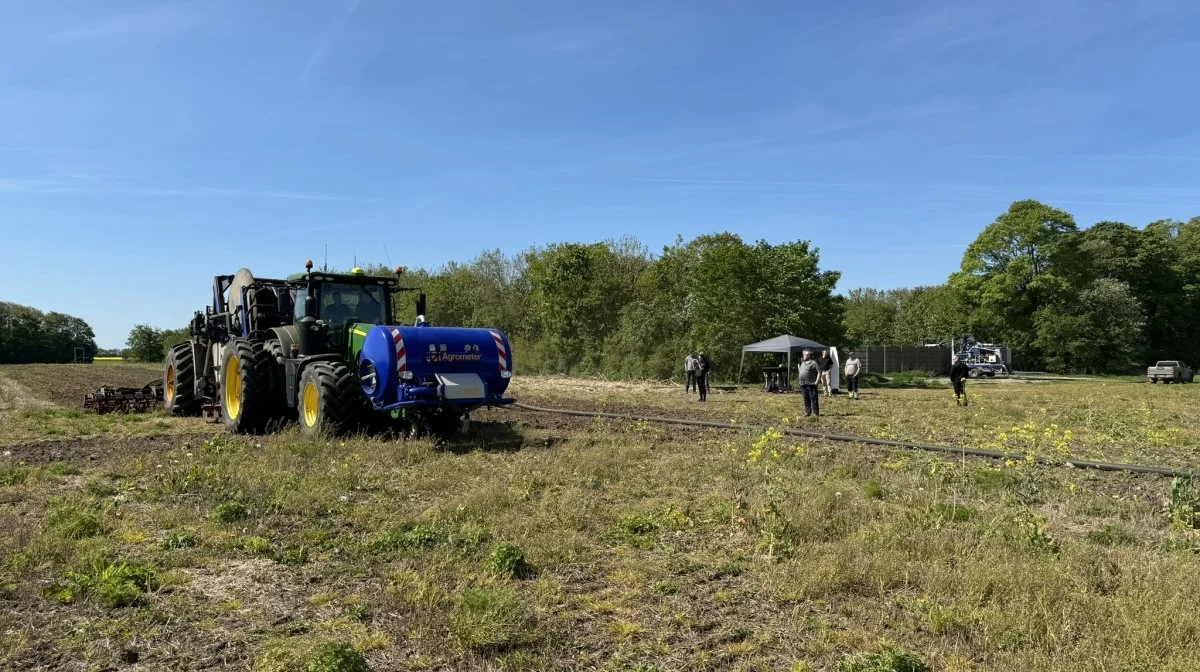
[1165,477,1200,529]
[836,644,930,672]
[932,502,973,523]
[241,536,274,555]
[863,480,885,499]
[51,557,157,608]
[1087,525,1138,546]
[45,462,81,476]
[46,499,110,540]
[365,523,444,556]
[618,513,659,536]
[304,641,369,672]
[449,586,536,653]
[162,531,199,550]
[213,501,249,523]
[0,464,32,486]
[974,468,1019,491]
[255,639,369,672]
[486,542,531,579]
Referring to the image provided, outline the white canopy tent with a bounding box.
[737,335,829,387]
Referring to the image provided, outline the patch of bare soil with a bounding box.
[2,434,205,466]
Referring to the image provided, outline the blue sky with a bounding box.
[3,0,1199,348]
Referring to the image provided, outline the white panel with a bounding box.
[435,373,486,400]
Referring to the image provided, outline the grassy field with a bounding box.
[2,364,1200,671]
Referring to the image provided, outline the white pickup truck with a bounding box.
[1147,361,1194,384]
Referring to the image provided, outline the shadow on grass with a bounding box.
[440,420,530,454]
[861,371,942,389]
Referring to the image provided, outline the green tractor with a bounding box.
[164,262,515,436]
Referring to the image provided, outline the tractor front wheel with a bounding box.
[164,343,200,416]
[298,361,367,436]
[967,368,982,379]
[221,340,272,434]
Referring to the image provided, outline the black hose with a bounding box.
[512,402,1195,479]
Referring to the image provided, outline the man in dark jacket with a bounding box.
[950,355,969,406]
[696,352,711,401]
[818,350,833,397]
[696,355,710,400]
[797,350,821,416]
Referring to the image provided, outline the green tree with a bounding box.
[1035,279,1145,373]
[605,238,692,379]
[524,242,636,374]
[125,324,165,363]
[892,285,968,346]
[843,288,900,346]
[685,234,842,380]
[160,327,191,354]
[953,199,1079,369]
[0,302,96,364]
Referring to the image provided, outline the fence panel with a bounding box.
[859,346,951,376]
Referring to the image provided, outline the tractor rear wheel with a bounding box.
[297,361,367,436]
[264,339,296,424]
[967,368,981,379]
[221,339,273,434]
[164,343,200,416]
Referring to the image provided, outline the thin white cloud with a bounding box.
[0,177,379,202]
[631,178,1200,198]
[52,165,111,187]
[298,0,363,84]
[950,153,1200,162]
[48,4,202,44]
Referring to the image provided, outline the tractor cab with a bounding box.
[285,262,425,360]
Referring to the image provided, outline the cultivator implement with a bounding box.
[83,381,165,415]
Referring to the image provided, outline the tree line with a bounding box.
[844,200,1200,373]
[118,234,844,380]
[383,233,845,381]
[0,302,97,364]
[113,199,1200,377]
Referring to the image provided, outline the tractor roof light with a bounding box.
[305,259,314,270]
[395,266,405,275]
[350,267,365,276]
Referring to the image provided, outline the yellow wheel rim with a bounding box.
[302,381,319,427]
[165,365,176,404]
[224,356,242,420]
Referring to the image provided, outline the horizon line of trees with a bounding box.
[14,198,1198,378]
[0,302,97,364]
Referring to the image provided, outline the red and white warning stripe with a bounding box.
[388,328,407,373]
[490,331,508,372]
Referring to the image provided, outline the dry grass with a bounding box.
[2,364,1199,670]
[511,375,1200,469]
[0,362,203,447]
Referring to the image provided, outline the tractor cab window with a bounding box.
[320,283,387,325]
[294,288,308,322]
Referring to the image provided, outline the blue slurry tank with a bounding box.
[357,324,514,412]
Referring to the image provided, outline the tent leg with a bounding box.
[787,352,792,390]
[738,352,745,384]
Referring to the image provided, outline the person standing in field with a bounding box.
[696,352,711,402]
[684,352,698,394]
[818,350,833,397]
[844,351,862,400]
[797,350,820,416]
[950,355,969,406]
